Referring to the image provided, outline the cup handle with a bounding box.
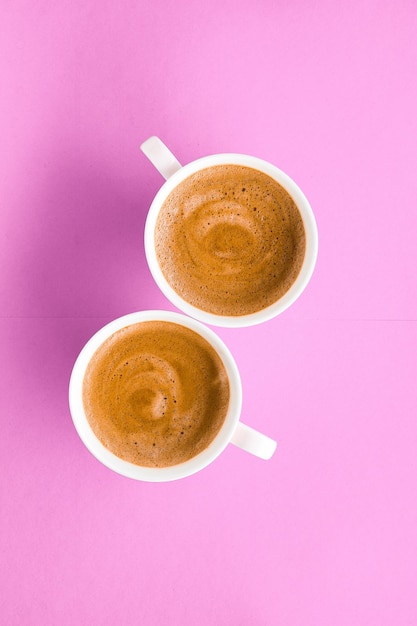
[231,422,277,460]
[140,136,182,180]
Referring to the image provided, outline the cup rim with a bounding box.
[144,153,318,327]
[69,310,242,482]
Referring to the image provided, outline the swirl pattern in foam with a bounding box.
[155,164,306,316]
[82,321,230,467]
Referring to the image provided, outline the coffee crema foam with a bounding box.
[155,164,306,316]
[82,321,230,467]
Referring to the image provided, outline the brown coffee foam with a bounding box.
[155,164,306,316]
[82,321,230,467]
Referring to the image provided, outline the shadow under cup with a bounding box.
[69,311,243,482]
[144,154,318,328]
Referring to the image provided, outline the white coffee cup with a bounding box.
[141,136,318,328]
[69,310,277,482]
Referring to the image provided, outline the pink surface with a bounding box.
[1,1,416,624]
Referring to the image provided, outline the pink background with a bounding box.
[1,1,416,624]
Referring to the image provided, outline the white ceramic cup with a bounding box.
[141,136,318,328]
[69,310,277,482]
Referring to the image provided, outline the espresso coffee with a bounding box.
[155,164,306,316]
[82,321,230,468]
